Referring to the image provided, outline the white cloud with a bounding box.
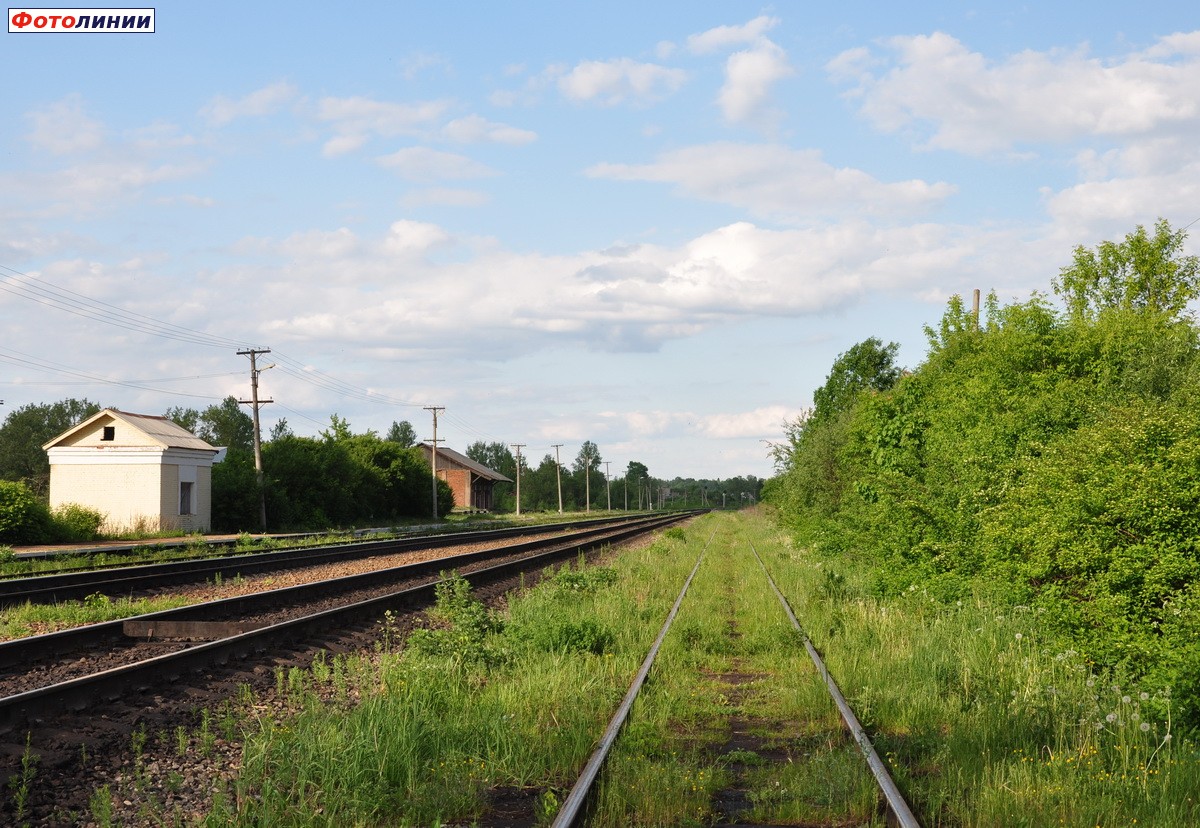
[830,31,1200,155]
[399,52,451,81]
[441,115,537,145]
[279,227,360,259]
[695,406,800,439]
[381,220,453,256]
[600,405,803,439]
[718,40,794,125]
[1045,163,1200,230]
[587,142,954,222]
[316,95,451,156]
[26,94,105,154]
[200,81,298,126]
[687,15,779,55]
[220,217,989,361]
[376,147,497,181]
[3,160,205,216]
[558,58,688,106]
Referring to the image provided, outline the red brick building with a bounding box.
[419,444,512,511]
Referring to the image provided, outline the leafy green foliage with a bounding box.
[767,220,1200,727]
[165,397,254,451]
[406,575,506,666]
[524,618,615,655]
[0,480,52,543]
[385,419,417,447]
[51,503,105,542]
[1054,219,1200,320]
[465,440,515,510]
[0,398,101,494]
[811,337,901,425]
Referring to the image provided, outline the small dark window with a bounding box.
[101,426,115,441]
[180,481,194,515]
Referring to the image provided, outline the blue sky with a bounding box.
[2,2,1198,480]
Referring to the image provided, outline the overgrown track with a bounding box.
[551,534,919,828]
[0,514,654,605]
[0,512,697,771]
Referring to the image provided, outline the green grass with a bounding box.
[589,512,881,826]
[91,508,1198,826]
[0,592,194,640]
[197,548,693,826]
[760,514,1200,827]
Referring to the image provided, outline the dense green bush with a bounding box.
[0,480,52,544]
[209,431,453,533]
[767,221,1200,727]
[51,503,105,542]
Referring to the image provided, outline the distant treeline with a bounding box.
[764,220,1200,727]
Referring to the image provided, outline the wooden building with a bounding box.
[43,409,219,533]
[419,444,511,512]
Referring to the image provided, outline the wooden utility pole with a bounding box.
[585,455,592,513]
[237,348,273,531]
[511,443,525,516]
[973,288,981,328]
[424,406,444,519]
[604,461,611,511]
[551,444,563,513]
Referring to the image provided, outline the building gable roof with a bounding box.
[43,408,218,453]
[420,444,513,482]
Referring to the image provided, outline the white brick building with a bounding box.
[43,409,219,533]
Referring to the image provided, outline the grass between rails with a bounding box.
[589,515,881,826]
[0,592,196,640]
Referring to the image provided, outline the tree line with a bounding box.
[764,219,1200,727]
[0,395,735,540]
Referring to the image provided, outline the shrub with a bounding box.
[405,575,506,666]
[0,481,53,544]
[52,503,105,542]
[525,618,615,655]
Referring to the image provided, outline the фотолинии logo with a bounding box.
[8,8,155,32]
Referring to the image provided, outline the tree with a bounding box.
[1053,218,1200,321]
[386,420,417,447]
[625,461,650,510]
[466,441,515,476]
[164,406,201,434]
[320,414,353,442]
[811,337,901,424]
[466,441,516,511]
[269,418,293,441]
[0,398,102,494]
[523,454,560,511]
[571,441,603,509]
[198,397,254,451]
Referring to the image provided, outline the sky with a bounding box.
[2,2,1199,482]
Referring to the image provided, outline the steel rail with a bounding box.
[0,513,693,670]
[0,513,694,737]
[0,513,684,606]
[551,532,714,828]
[751,543,921,828]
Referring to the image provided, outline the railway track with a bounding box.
[4,511,911,826]
[0,514,653,605]
[551,537,919,827]
[0,512,696,775]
